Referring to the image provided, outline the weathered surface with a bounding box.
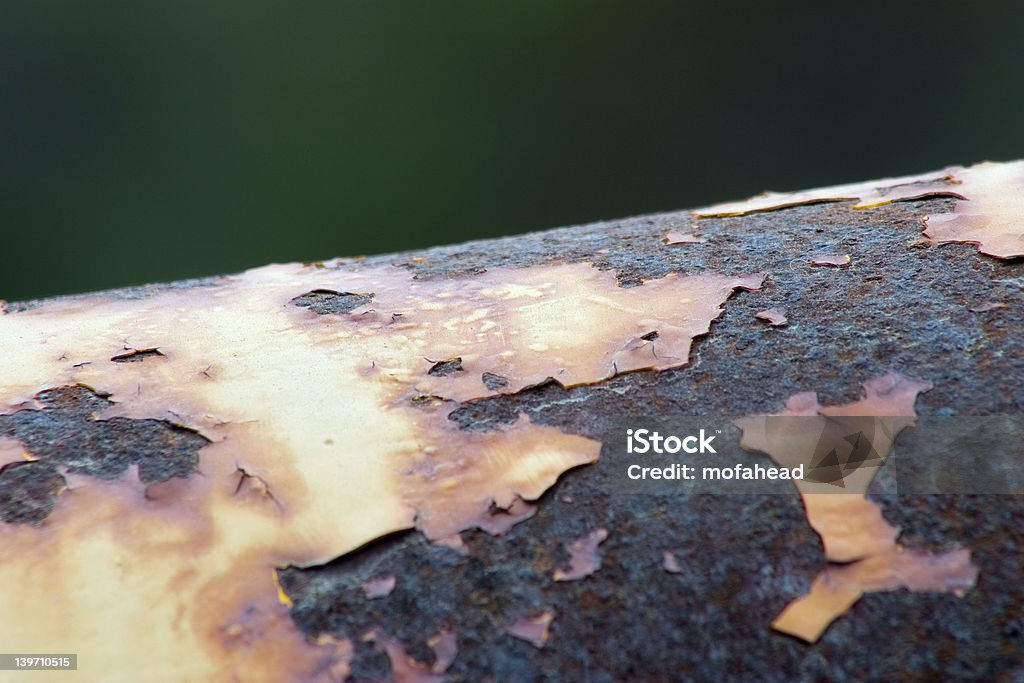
[3,182,1023,681]
[293,199,1024,681]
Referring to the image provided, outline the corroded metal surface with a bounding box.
[5,196,1024,681]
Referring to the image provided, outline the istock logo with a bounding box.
[626,428,717,454]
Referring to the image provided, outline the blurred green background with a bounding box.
[3,1,1023,300]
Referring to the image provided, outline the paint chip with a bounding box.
[663,550,684,574]
[755,308,788,326]
[474,497,538,536]
[553,527,609,582]
[772,548,978,643]
[427,628,458,674]
[505,611,554,648]
[810,254,851,268]
[968,302,1006,313]
[362,574,397,599]
[664,230,706,245]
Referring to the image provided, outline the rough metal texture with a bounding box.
[7,198,1024,681]
[0,385,208,524]
[291,289,376,315]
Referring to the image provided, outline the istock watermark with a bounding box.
[609,416,1024,495]
[625,428,718,454]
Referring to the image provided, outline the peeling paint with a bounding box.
[772,548,978,643]
[111,347,165,363]
[553,527,609,582]
[362,629,445,683]
[923,160,1024,258]
[693,168,960,217]
[755,308,788,327]
[0,259,759,680]
[810,254,851,268]
[735,372,979,642]
[663,230,705,245]
[695,160,1024,260]
[427,628,458,675]
[505,611,555,649]
[662,550,684,574]
[362,575,398,600]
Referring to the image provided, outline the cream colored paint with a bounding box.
[695,159,1024,260]
[0,260,759,681]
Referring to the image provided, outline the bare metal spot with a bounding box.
[0,461,65,525]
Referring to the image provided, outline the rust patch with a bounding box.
[481,371,510,391]
[0,385,206,491]
[426,357,464,377]
[0,460,65,524]
[291,289,375,315]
